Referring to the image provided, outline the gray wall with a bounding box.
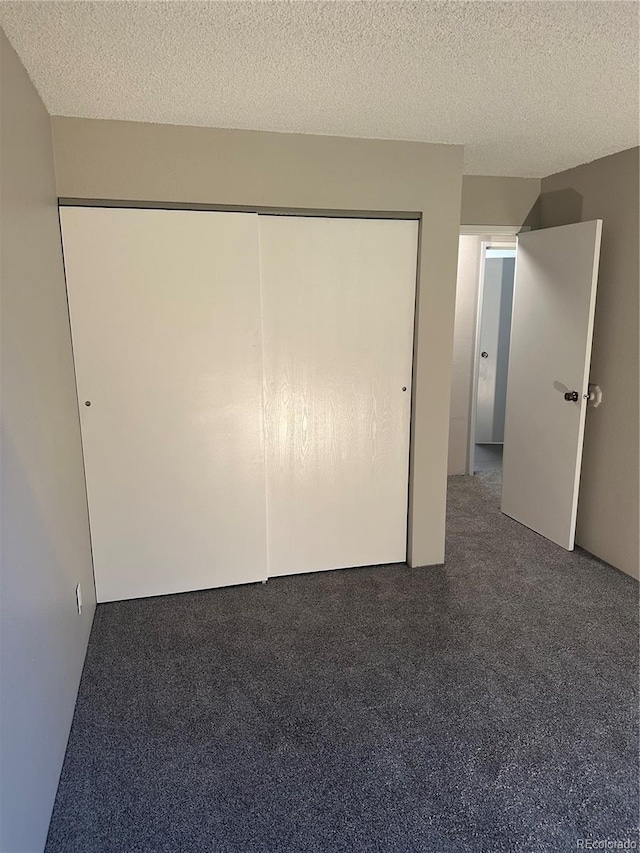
[50,116,464,568]
[540,148,639,579]
[0,31,96,852]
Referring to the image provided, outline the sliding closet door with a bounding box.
[259,216,418,577]
[60,207,267,602]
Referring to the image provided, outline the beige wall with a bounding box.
[461,175,540,228]
[0,32,96,853]
[540,148,639,579]
[51,116,464,567]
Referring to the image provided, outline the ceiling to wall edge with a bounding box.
[48,113,639,181]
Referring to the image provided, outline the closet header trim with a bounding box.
[58,198,421,221]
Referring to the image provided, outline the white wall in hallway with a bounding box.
[475,254,515,444]
[448,236,482,475]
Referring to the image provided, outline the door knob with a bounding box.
[564,390,579,402]
[481,351,488,359]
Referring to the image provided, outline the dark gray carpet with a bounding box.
[45,473,639,853]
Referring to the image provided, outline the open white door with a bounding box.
[501,220,602,550]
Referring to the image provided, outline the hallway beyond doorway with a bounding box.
[474,442,503,472]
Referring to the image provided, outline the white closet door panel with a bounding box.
[60,207,267,602]
[259,216,418,577]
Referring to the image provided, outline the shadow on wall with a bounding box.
[497,188,584,234]
[521,196,540,231]
[537,189,584,229]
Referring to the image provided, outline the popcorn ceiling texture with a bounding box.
[0,1,637,178]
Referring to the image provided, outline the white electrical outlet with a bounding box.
[76,583,82,615]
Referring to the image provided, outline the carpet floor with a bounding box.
[45,473,639,853]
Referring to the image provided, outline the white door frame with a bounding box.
[466,230,520,475]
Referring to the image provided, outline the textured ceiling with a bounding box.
[0,1,638,177]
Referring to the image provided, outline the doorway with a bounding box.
[470,242,516,474]
[451,222,603,552]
